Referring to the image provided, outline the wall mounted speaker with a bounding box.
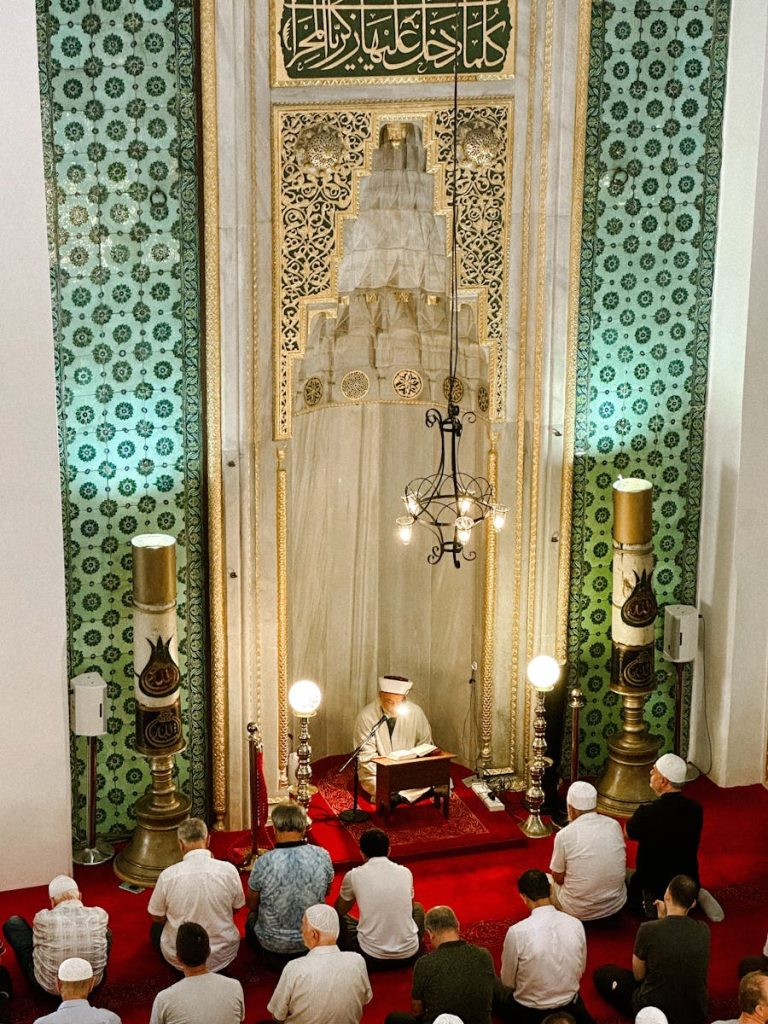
[70,672,107,737]
[663,604,699,663]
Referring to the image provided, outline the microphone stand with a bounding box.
[338,715,387,824]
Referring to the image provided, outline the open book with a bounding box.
[387,743,438,761]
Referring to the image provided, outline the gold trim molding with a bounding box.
[276,448,290,787]
[480,432,499,770]
[200,0,228,829]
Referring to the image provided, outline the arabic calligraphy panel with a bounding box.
[271,0,516,86]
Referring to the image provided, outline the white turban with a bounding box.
[49,875,78,900]
[433,1016,465,1024]
[567,781,598,811]
[305,903,340,938]
[378,676,412,695]
[636,1007,668,1024]
[655,753,687,786]
[58,958,93,982]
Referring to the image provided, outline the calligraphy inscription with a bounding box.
[276,0,514,83]
[136,704,184,755]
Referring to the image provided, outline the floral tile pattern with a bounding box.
[36,0,207,835]
[567,0,729,774]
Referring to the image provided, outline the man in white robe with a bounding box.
[353,676,433,797]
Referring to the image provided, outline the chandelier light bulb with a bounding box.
[288,679,322,715]
[455,515,473,546]
[396,515,415,545]
[526,655,561,692]
[491,504,508,531]
[404,491,421,516]
[458,492,473,516]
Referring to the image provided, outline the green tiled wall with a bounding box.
[568,0,729,774]
[36,0,207,835]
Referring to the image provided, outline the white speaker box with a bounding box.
[70,672,107,736]
[663,605,699,663]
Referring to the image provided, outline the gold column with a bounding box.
[597,479,661,815]
[479,433,499,770]
[276,448,290,787]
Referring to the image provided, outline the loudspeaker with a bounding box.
[70,672,107,736]
[663,605,699,663]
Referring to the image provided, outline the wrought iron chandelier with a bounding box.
[396,13,507,569]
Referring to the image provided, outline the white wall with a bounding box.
[691,0,768,786]
[0,1,73,888]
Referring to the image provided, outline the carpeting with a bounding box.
[0,773,765,1024]
[307,754,525,867]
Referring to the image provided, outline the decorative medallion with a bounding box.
[303,376,323,407]
[341,370,370,400]
[611,643,654,692]
[295,122,347,175]
[393,369,423,400]
[478,386,489,413]
[621,569,658,628]
[458,117,503,171]
[138,635,180,699]
[443,376,464,404]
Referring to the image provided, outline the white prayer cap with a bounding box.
[305,903,340,938]
[567,781,598,811]
[635,1007,668,1024]
[378,675,412,695]
[655,753,687,786]
[58,958,93,982]
[433,1016,465,1024]
[49,875,78,900]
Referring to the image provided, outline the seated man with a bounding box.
[626,754,722,922]
[246,802,333,969]
[496,869,593,1024]
[353,675,433,798]
[148,817,245,973]
[266,905,371,1024]
[593,874,710,1024]
[3,875,109,995]
[149,923,244,1024]
[549,781,626,921]
[713,970,768,1024]
[33,958,120,1024]
[385,905,495,1024]
[335,828,424,967]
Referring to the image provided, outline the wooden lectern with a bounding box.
[372,751,455,821]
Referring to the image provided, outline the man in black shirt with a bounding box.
[384,906,495,1024]
[593,874,710,1024]
[626,753,703,914]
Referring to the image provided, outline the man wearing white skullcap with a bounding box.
[352,675,433,797]
[635,1008,668,1024]
[626,753,722,922]
[266,904,371,1024]
[549,781,627,921]
[31,958,120,1024]
[2,876,110,996]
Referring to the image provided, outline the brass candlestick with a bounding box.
[287,680,322,811]
[520,656,561,839]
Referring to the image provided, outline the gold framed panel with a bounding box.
[269,0,517,88]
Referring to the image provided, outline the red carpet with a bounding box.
[1,774,765,1024]
[307,755,526,867]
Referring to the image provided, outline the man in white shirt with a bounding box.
[335,828,424,967]
[266,904,372,1024]
[496,869,593,1024]
[148,817,245,972]
[353,676,433,797]
[549,781,626,921]
[149,923,244,1024]
[33,958,120,1024]
[2,875,110,995]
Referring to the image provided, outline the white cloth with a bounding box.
[549,811,627,921]
[32,900,109,995]
[500,905,586,1009]
[149,973,244,1024]
[267,945,372,1024]
[339,856,418,959]
[147,849,245,972]
[353,699,432,794]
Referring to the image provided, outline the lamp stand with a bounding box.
[292,715,314,810]
[519,688,553,838]
[73,735,114,866]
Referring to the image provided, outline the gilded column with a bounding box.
[596,479,661,815]
[479,433,499,771]
[276,448,289,787]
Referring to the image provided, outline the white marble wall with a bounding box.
[0,0,72,888]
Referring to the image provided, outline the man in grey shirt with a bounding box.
[149,923,244,1024]
[33,958,120,1024]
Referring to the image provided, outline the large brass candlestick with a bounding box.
[520,656,561,839]
[597,479,661,815]
[115,534,190,886]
